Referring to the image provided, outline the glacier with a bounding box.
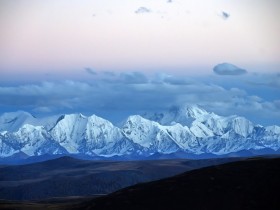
[0,105,279,159]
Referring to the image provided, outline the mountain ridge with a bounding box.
[0,105,279,159]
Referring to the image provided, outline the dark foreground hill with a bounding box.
[0,156,231,200]
[0,157,278,210]
[72,157,280,210]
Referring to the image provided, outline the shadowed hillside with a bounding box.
[73,157,280,210]
[0,156,231,200]
[0,157,278,210]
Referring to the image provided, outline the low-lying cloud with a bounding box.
[0,72,279,125]
[120,72,149,84]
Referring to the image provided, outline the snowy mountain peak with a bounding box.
[178,104,209,119]
[122,115,161,148]
[144,104,209,126]
[89,114,108,121]
[265,125,280,134]
[126,115,151,124]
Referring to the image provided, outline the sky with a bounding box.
[0,0,279,125]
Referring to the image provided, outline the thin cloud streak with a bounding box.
[135,7,151,14]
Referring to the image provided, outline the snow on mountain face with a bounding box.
[86,115,123,148]
[0,106,279,158]
[227,117,254,137]
[190,121,214,138]
[265,125,280,135]
[122,115,180,153]
[144,105,208,126]
[50,114,134,156]
[122,115,160,148]
[146,105,256,138]
[201,115,255,138]
[82,114,135,156]
[0,134,17,157]
[50,114,88,153]
[0,124,66,157]
[257,126,280,150]
[163,124,199,153]
[142,105,280,154]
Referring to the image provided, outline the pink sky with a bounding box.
[0,0,279,80]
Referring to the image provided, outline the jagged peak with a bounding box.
[144,104,210,126]
[88,114,103,120]
[88,114,114,126]
[265,125,280,134]
[125,115,154,124]
[163,104,210,121]
[53,113,90,124]
[177,104,209,118]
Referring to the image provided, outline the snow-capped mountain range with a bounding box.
[0,105,279,158]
